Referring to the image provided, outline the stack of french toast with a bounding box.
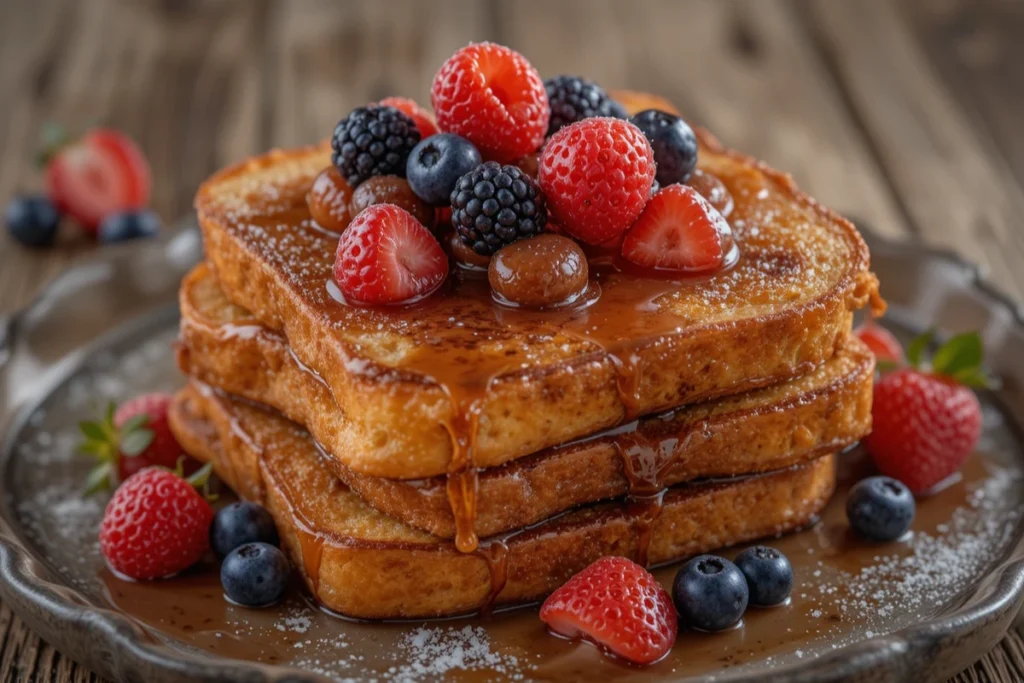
[168,86,881,620]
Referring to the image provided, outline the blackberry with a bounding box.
[450,161,547,256]
[544,75,628,135]
[331,106,421,187]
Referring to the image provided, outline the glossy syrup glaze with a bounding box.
[96,440,1024,682]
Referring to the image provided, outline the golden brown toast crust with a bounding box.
[169,385,836,619]
[194,105,879,479]
[178,262,873,538]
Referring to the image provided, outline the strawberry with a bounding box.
[45,128,151,232]
[431,43,548,163]
[100,465,215,580]
[540,556,677,665]
[379,96,439,139]
[79,393,190,492]
[620,184,733,273]
[538,117,655,245]
[333,204,448,305]
[855,323,904,363]
[864,330,989,493]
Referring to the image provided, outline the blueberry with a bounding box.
[734,546,793,606]
[406,133,482,205]
[98,210,161,244]
[210,501,280,559]
[4,195,60,248]
[846,476,915,541]
[673,554,749,631]
[221,542,290,607]
[630,109,699,186]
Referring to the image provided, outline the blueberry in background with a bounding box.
[630,109,699,186]
[98,209,161,244]
[221,542,290,607]
[734,546,793,606]
[846,475,916,541]
[211,501,280,559]
[406,133,482,205]
[673,554,749,631]
[5,195,60,248]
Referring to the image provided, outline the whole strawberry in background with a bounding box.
[865,330,990,494]
[100,465,216,580]
[79,392,194,492]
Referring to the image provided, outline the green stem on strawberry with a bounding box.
[902,329,996,389]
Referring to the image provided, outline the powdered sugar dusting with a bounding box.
[384,625,530,682]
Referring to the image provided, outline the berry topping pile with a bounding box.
[539,117,655,245]
[316,42,736,308]
[540,557,678,665]
[451,161,546,255]
[544,75,627,135]
[431,43,548,163]
[331,106,421,187]
[334,204,448,305]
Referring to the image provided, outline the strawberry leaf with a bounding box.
[78,421,106,442]
[119,414,149,434]
[105,401,116,425]
[84,462,114,496]
[906,329,934,368]
[875,359,900,373]
[952,367,999,390]
[120,428,154,457]
[932,332,983,378]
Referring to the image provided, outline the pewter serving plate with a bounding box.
[1,221,1023,683]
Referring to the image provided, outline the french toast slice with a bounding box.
[178,262,873,538]
[168,384,836,619]
[194,90,881,481]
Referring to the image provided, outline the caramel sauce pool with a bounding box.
[99,446,1023,681]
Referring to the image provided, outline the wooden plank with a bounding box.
[268,0,492,147]
[799,0,1024,300]
[896,0,1024,191]
[0,0,266,316]
[495,0,912,241]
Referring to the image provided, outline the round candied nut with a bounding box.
[489,234,589,308]
[307,166,355,232]
[349,176,436,230]
[687,169,734,218]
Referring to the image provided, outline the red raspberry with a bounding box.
[538,118,655,245]
[540,556,677,665]
[333,204,448,305]
[99,468,214,580]
[855,323,904,363]
[865,368,982,493]
[621,184,733,274]
[431,43,548,163]
[379,96,439,139]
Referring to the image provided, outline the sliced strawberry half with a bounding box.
[379,96,439,139]
[46,129,151,232]
[620,183,733,274]
[333,204,448,305]
[540,556,678,665]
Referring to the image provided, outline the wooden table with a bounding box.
[1,0,1023,680]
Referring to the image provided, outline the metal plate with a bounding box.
[0,221,1023,683]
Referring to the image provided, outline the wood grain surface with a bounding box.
[1,0,1023,681]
